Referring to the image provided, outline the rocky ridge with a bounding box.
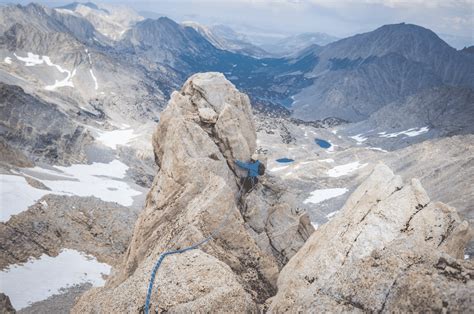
[71,73,472,312]
[72,73,313,312]
[269,164,473,312]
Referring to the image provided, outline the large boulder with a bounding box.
[269,163,473,312]
[73,72,312,312]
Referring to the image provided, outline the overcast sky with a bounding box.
[5,0,474,47]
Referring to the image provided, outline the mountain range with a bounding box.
[1,2,472,161]
[0,2,473,312]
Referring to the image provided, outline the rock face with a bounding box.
[269,164,473,312]
[0,83,92,165]
[0,293,16,313]
[72,72,312,312]
[0,194,137,269]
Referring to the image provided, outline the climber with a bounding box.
[235,154,265,193]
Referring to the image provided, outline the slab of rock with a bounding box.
[0,194,137,269]
[73,72,312,312]
[269,163,473,312]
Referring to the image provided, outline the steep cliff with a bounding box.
[73,72,312,312]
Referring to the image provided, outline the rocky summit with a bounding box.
[71,74,471,312]
[72,73,313,312]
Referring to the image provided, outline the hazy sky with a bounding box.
[5,0,474,46]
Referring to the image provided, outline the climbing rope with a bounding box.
[144,181,246,314]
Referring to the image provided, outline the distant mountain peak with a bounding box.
[58,2,109,14]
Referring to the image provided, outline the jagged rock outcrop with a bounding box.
[0,293,16,313]
[73,72,312,312]
[269,163,473,312]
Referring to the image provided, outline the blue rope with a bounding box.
[144,182,246,314]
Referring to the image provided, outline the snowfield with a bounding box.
[327,161,368,178]
[0,175,49,222]
[0,249,111,310]
[21,160,142,207]
[303,188,348,204]
[378,126,429,138]
[96,129,136,149]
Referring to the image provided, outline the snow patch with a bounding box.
[4,57,12,64]
[0,249,111,310]
[303,188,348,204]
[326,211,339,219]
[22,160,141,206]
[319,158,334,163]
[378,127,429,138]
[368,147,388,153]
[14,52,43,66]
[269,165,290,172]
[0,175,49,222]
[327,161,368,178]
[96,129,136,149]
[45,68,76,90]
[90,69,99,90]
[14,52,76,90]
[350,134,367,143]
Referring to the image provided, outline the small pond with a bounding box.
[276,158,294,163]
[315,138,332,149]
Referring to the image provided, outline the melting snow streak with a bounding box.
[14,52,75,90]
[90,69,99,90]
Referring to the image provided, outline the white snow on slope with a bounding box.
[269,165,290,172]
[14,52,43,66]
[350,134,367,144]
[326,211,339,219]
[90,69,99,90]
[319,158,334,163]
[0,249,110,310]
[45,68,76,90]
[96,129,136,149]
[3,57,12,64]
[14,52,76,90]
[378,126,429,138]
[303,188,348,204]
[327,161,368,178]
[0,175,49,222]
[22,160,141,206]
[368,147,388,153]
